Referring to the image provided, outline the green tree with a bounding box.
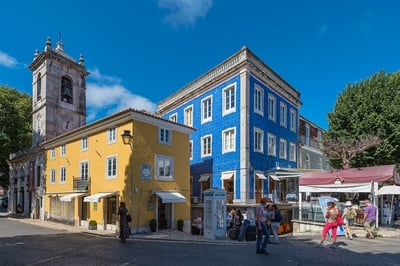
[324,71,400,168]
[0,86,32,187]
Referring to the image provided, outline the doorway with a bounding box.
[157,198,171,229]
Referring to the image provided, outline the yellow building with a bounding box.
[42,108,194,233]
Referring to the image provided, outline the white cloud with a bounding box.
[317,24,328,38]
[158,0,213,27]
[86,68,157,122]
[0,51,18,68]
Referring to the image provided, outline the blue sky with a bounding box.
[1,0,399,130]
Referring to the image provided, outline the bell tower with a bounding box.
[29,36,89,146]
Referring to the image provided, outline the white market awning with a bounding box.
[199,175,210,182]
[83,192,117,202]
[221,172,234,180]
[60,193,86,202]
[154,191,186,203]
[256,173,267,180]
[377,185,400,195]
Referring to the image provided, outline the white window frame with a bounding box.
[290,109,296,132]
[222,127,236,153]
[50,148,56,159]
[184,105,193,127]
[80,161,89,180]
[254,127,264,153]
[222,84,236,116]
[156,154,174,180]
[50,168,56,184]
[189,140,193,160]
[201,96,212,124]
[106,155,117,179]
[254,85,264,116]
[289,142,296,162]
[60,144,66,157]
[268,133,276,156]
[159,127,172,145]
[107,127,117,144]
[305,124,310,146]
[81,136,88,151]
[279,138,287,159]
[280,102,287,127]
[201,135,212,157]
[268,94,276,122]
[60,166,66,184]
[169,113,178,122]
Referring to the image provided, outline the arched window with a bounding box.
[37,73,41,100]
[61,76,73,104]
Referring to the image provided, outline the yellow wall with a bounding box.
[43,110,192,230]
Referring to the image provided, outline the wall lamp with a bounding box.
[121,130,134,146]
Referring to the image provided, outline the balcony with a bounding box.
[73,177,90,191]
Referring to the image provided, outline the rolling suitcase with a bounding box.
[246,225,256,241]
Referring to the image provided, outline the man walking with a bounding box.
[363,199,377,239]
[255,197,270,255]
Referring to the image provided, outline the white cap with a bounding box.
[345,201,352,206]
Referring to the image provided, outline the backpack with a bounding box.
[346,208,355,220]
[275,210,282,223]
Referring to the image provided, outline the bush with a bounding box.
[89,220,97,226]
[177,219,184,226]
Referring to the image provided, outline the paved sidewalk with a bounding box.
[5,213,400,242]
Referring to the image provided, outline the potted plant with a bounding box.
[149,218,157,232]
[88,220,97,230]
[177,219,184,231]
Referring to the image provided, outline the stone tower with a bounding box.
[29,37,88,146]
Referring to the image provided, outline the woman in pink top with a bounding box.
[318,201,339,248]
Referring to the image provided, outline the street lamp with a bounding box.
[121,130,133,146]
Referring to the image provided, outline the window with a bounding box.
[201,135,212,157]
[290,109,296,132]
[106,156,117,179]
[50,169,56,184]
[50,148,56,159]
[317,130,322,142]
[156,154,174,180]
[268,94,276,122]
[280,103,287,127]
[60,167,66,183]
[222,128,236,153]
[189,141,193,160]
[184,105,193,127]
[279,139,287,159]
[289,142,296,162]
[159,127,171,145]
[254,85,264,115]
[223,84,236,115]
[37,73,41,101]
[60,144,66,156]
[80,161,89,180]
[254,127,264,153]
[61,76,73,104]
[107,127,116,143]
[201,96,212,123]
[268,133,276,156]
[305,124,310,146]
[81,136,88,150]
[169,113,177,122]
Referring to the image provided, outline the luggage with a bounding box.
[229,227,240,240]
[246,225,256,241]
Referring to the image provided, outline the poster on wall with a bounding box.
[319,196,345,236]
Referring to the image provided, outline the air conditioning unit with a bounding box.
[191,196,199,204]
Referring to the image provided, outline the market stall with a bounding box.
[298,164,399,228]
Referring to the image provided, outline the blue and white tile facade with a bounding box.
[158,47,301,205]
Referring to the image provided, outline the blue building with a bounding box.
[157,47,301,207]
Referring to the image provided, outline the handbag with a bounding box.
[126,214,132,222]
